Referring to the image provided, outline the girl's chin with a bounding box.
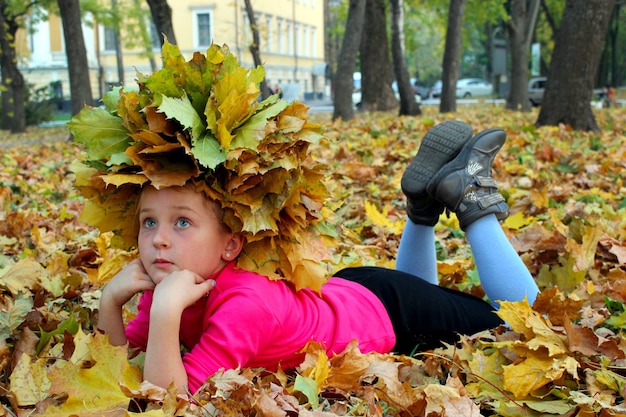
[149,272,168,285]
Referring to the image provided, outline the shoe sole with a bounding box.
[426,128,506,198]
[401,120,473,198]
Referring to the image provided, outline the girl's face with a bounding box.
[137,185,242,285]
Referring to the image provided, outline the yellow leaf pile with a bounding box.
[1,104,626,416]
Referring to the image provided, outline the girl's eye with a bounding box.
[143,218,157,228]
[176,218,191,228]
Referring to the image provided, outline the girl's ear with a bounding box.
[223,234,244,261]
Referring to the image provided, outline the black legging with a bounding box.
[335,266,504,354]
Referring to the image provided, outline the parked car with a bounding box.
[414,84,431,100]
[430,80,442,98]
[528,77,546,106]
[455,78,493,98]
[391,78,429,102]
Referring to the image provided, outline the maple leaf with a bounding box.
[10,352,52,406]
[68,106,131,160]
[41,332,142,416]
[0,258,45,295]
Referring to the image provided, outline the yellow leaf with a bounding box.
[364,201,403,235]
[42,332,142,416]
[9,352,52,406]
[305,346,330,387]
[565,223,603,273]
[503,211,535,230]
[502,354,555,398]
[502,353,576,399]
[0,258,45,295]
[524,313,567,356]
[529,186,550,208]
[101,173,149,187]
[97,249,138,285]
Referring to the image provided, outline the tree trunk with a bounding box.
[146,0,176,46]
[58,0,94,115]
[0,1,26,133]
[359,0,396,112]
[390,0,420,116]
[111,0,124,85]
[332,0,365,121]
[439,0,466,113]
[608,4,620,86]
[506,0,540,111]
[243,0,270,99]
[536,0,615,132]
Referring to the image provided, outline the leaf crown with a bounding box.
[69,41,337,291]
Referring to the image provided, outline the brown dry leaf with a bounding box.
[424,376,481,417]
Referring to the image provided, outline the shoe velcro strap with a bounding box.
[475,176,498,188]
[477,192,505,209]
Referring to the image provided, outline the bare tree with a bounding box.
[390,0,420,116]
[146,0,176,45]
[332,0,366,121]
[506,0,540,111]
[536,0,615,131]
[58,0,94,115]
[359,0,396,112]
[243,0,270,99]
[439,0,466,113]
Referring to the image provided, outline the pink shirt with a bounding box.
[125,263,395,391]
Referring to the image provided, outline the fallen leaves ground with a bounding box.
[1,105,626,416]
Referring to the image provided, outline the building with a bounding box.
[19,0,327,104]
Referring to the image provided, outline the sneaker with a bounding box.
[426,128,509,230]
[401,120,474,226]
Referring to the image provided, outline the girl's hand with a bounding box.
[98,259,155,346]
[102,259,156,308]
[151,270,215,314]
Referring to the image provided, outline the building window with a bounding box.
[311,27,317,57]
[255,12,263,49]
[287,21,293,55]
[103,26,116,51]
[277,18,283,54]
[194,11,213,48]
[303,25,308,57]
[266,15,272,52]
[295,23,301,55]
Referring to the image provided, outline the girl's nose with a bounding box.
[152,226,171,248]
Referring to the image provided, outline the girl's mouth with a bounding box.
[154,258,173,268]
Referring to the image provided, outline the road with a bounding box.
[303,98,507,114]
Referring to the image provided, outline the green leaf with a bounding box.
[67,107,131,160]
[101,87,122,112]
[192,132,225,169]
[158,94,205,142]
[36,315,80,355]
[231,100,289,149]
[294,374,319,409]
[107,152,133,167]
[0,293,33,340]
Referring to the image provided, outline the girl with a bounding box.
[96,120,540,393]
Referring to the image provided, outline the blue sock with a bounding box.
[465,215,539,307]
[396,220,438,285]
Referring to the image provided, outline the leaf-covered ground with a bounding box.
[1,105,626,416]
